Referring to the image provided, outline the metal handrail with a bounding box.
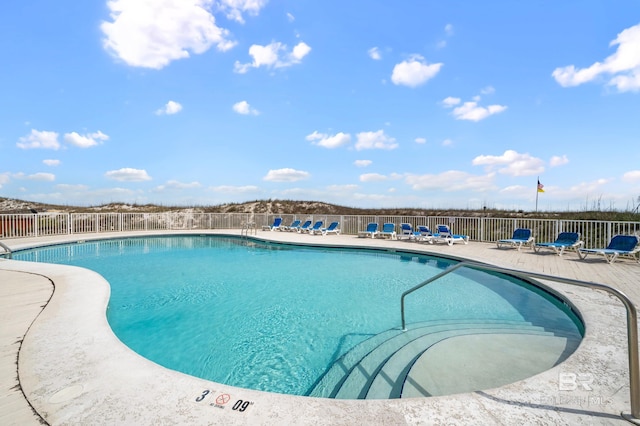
[400,261,640,420]
[240,221,256,237]
[0,241,12,258]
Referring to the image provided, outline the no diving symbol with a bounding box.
[216,394,231,405]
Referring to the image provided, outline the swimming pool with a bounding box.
[13,235,583,399]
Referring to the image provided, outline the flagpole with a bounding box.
[535,176,539,212]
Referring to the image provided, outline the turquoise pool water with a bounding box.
[13,235,582,396]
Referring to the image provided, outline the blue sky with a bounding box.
[2,1,640,211]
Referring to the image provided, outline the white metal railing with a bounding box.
[1,212,639,248]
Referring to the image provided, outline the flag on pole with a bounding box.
[537,179,545,193]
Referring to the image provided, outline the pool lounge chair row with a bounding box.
[368,223,639,264]
[357,222,398,239]
[358,223,469,246]
[496,229,583,255]
[497,229,640,264]
[262,218,341,236]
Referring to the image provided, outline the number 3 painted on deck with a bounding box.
[195,390,210,402]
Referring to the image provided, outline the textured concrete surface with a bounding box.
[1,230,639,425]
[0,270,49,426]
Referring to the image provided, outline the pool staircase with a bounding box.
[308,319,580,399]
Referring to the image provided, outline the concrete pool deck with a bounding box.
[1,230,639,425]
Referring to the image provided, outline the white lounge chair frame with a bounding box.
[358,223,379,239]
[433,224,468,246]
[533,232,583,256]
[377,223,397,240]
[496,228,534,251]
[397,223,416,241]
[414,226,434,244]
[320,222,340,236]
[262,217,283,231]
[578,235,640,264]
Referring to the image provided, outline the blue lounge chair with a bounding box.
[308,220,324,235]
[296,220,312,233]
[415,225,434,244]
[434,224,468,245]
[578,235,640,264]
[320,221,340,236]
[398,223,418,241]
[533,232,583,256]
[496,228,534,251]
[378,223,397,240]
[358,223,378,238]
[283,219,301,232]
[262,217,283,231]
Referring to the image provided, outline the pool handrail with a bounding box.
[400,260,640,421]
[0,240,12,258]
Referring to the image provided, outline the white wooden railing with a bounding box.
[1,212,639,249]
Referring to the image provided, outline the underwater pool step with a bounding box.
[307,319,531,398]
[307,319,509,398]
[402,333,582,398]
[307,320,545,399]
[364,328,556,400]
[335,325,552,400]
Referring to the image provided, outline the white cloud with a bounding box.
[622,170,640,182]
[480,86,495,95]
[17,129,60,150]
[291,42,311,61]
[232,100,259,115]
[568,178,614,193]
[56,184,89,191]
[263,168,310,182]
[441,96,461,107]
[326,184,359,192]
[355,130,398,151]
[218,0,268,23]
[209,185,260,193]
[105,168,152,182]
[500,185,528,195]
[360,173,388,182]
[155,180,202,191]
[43,159,61,166]
[286,13,295,22]
[16,172,56,182]
[442,138,454,146]
[552,23,640,92]
[437,24,454,48]
[405,170,496,192]
[64,130,109,148]
[472,150,544,177]
[101,0,236,69]
[0,173,9,188]
[391,55,443,88]
[444,23,454,36]
[549,155,569,167]
[354,160,372,167]
[368,47,381,60]
[451,101,507,121]
[414,137,426,144]
[234,41,311,73]
[359,173,402,183]
[156,100,183,115]
[306,131,351,148]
